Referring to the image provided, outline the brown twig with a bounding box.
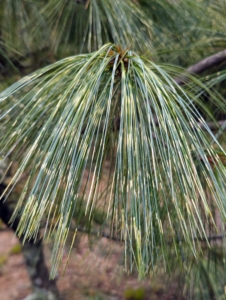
[74,225,226,244]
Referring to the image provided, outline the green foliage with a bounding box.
[0,2,226,298]
[124,287,145,300]
[0,255,8,267]
[0,0,45,54]
[168,245,226,299]
[10,243,22,255]
[1,43,226,278]
[37,0,155,54]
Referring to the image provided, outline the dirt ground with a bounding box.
[0,226,184,300]
[0,159,186,300]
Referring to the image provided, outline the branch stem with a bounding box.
[175,49,226,85]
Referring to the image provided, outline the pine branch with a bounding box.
[187,49,226,74]
[176,49,226,85]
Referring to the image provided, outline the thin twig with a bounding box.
[73,225,226,244]
[198,119,226,130]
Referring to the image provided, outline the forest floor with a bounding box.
[0,226,184,300]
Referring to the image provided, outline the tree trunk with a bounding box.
[0,183,61,300]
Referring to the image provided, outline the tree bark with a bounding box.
[0,183,61,300]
